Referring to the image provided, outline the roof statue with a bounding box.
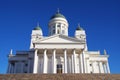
[76,23,83,30]
[104,49,107,55]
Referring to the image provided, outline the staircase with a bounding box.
[0,74,120,80]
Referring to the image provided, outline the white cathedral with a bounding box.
[7,10,110,74]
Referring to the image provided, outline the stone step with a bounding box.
[0,74,120,80]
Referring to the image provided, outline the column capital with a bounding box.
[52,49,56,52]
[64,48,67,50]
[35,48,38,50]
[43,48,47,50]
[52,48,56,50]
[103,61,107,64]
[63,48,67,51]
[73,48,76,50]
[72,48,76,51]
[34,49,38,54]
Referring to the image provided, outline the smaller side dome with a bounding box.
[34,26,41,30]
[33,23,41,30]
[76,24,83,30]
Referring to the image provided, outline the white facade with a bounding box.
[7,11,110,74]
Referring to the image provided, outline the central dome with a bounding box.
[50,13,66,19]
[48,10,69,36]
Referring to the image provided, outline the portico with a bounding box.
[33,48,84,74]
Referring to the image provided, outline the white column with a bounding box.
[96,62,100,73]
[12,62,15,73]
[9,63,12,73]
[55,24,57,34]
[43,49,47,73]
[80,53,83,73]
[33,49,38,73]
[64,49,67,73]
[106,62,110,73]
[98,62,101,73]
[86,59,90,73]
[92,61,99,73]
[71,54,74,73]
[73,49,77,73]
[99,62,104,73]
[79,54,81,73]
[10,64,13,73]
[92,62,96,73]
[27,58,31,73]
[10,63,12,73]
[103,62,107,73]
[14,62,16,73]
[21,62,24,73]
[52,49,56,73]
[82,52,87,73]
[91,62,94,73]
[60,24,62,34]
[10,63,13,73]
[68,57,71,73]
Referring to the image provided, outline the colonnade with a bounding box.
[7,61,28,73]
[32,49,86,74]
[7,62,15,73]
[7,49,110,74]
[91,61,110,73]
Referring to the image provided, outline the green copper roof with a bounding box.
[76,24,83,30]
[34,26,41,30]
[51,13,66,19]
[33,23,41,30]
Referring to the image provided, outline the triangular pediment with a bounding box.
[36,34,84,43]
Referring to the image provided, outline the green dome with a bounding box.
[33,23,41,30]
[34,26,41,30]
[51,13,66,19]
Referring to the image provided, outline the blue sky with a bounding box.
[0,0,120,74]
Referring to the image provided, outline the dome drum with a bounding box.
[48,20,68,27]
[49,18,68,26]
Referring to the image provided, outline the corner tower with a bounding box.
[48,10,69,36]
[30,23,43,49]
[75,24,88,51]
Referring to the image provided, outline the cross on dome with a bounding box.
[33,22,41,30]
[37,22,40,27]
[57,8,60,13]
